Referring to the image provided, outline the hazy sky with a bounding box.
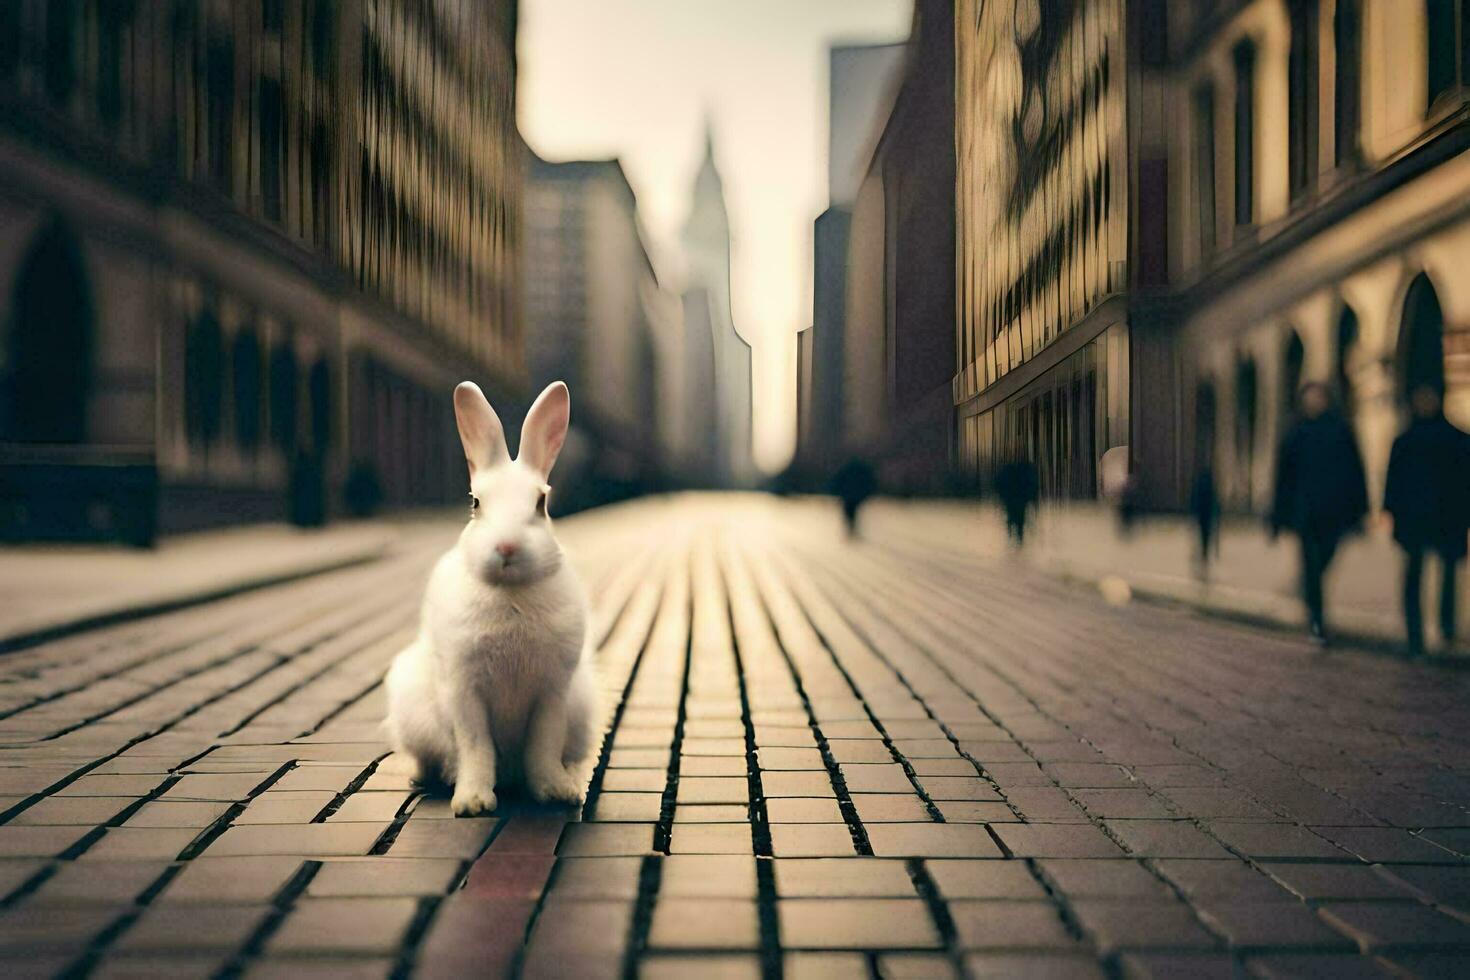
[518,0,912,473]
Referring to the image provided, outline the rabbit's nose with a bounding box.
[495,541,519,559]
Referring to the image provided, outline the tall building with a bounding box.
[799,43,905,477]
[523,155,664,510]
[0,0,524,543]
[1165,0,1470,512]
[840,2,957,492]
[681,128,754,486]
[953,0,1134,501]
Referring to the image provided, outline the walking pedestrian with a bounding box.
[1270,382,1368,645]
[1383,383,1470,657]
[1189,467,1220,576]
[995,457,1039,546]
[831,457,877,539]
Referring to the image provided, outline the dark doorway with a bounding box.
[1335,305,1359,418]
[2,219,95,444]
[1235,357,1258,506]
[1282,329,1305,427]
[1399,274,1445,402]
[1194,379,1218,470]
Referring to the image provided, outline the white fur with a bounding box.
[384,380,594,816]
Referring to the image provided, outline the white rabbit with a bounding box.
[384,379,595,816]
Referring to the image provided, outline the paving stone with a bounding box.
[838,764,913,794]
[773,858,916,898]
[765,798,843,824]
[205,822,386,858]
[1036,858,1173,899]
[640,954,761,979]
[867,824,1002,858]
[1005,788,1091,822]
[117,904,272,951]
[28,860,169,905]
[660,856,758,897]
[601,770,668,793]
[926,858,1047,899]
[1070,789,1177,819]
[54,774,166,798]
[1161,788,1280,820]
[327,792,410,823]
[1205,822,1343,859]
[0,906,125,951]
[849,794,932,823]
[672,804,750,823]
[269,897,419,954]
[769,823,855,857]
[124,800,232,829]
[648,898,759,949]
[1381,865,1470,908]
[234,791,335,825]
[606,748,672,769]
[1152,860,1296,902]
[160,772,273,801]
[783,952,869,979]
[910,759,980,777]
[1105,820,1233,858]
[965,953,1106,978]
[0,859,45,897]
[1312,826,1463,864]
[80,827,198,861]
[548,857,644,900]
[875,952,959,978]
[1117,952,1239,979]
[826,741,893,764]
[675,777,748,804]
[159,856,305,903]
[10,795,136,826]
[557,823,656,857]
[980,763,1054,787]
[1069,900,1219,952]
[668,823,752,855]
[761,772,837,798]
[916,776,1002,801]
[757,747,825,770]
[1263,862,1420,902]
[0,825,93,857]
[307,858,462,897]
[1245,953,1397,979]
[592,792,664,822]
[388,818,495,858]
[1316,901,1470,950]
[678,756,746,777]
[98,953,239,979]
[1194,901,1353,949]
[993,823,1124,858]
[245,957,393,980]
[935,801,1018,823]
[949,901,1074,950]
[778,898,940,949]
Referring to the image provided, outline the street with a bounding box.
[0,494,1468,979]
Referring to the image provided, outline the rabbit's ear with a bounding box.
[453,381,509,475]
[519,381,570,480]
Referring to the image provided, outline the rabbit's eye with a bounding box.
[469,495,480,513]
[536,491,548,516]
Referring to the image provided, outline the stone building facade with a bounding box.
[0,0,523,542]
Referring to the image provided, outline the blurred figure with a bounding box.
[1383,384,1470,657]
[831,457,876,538]
[1271,382,1368,644]
[1189,466,1220,576]
[995,457,1038,546]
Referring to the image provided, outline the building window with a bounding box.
[1233,41,1256,227]
[1288,1,1319,198]
[1426,0,1470,110]
[186,306,224,450]
[269,344,298,453]
[258,76,283,222]
[1334,0,1362,164]
[206,39,234,188]
[1192,82,1216,258]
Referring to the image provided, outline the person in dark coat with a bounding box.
[995,457,1039,545]
[1189,467,1220,576]
[1383,384,1470,656]
[831,457,877,538]
[1271,382,1368,644]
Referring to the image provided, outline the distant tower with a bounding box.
[681,124,754,486]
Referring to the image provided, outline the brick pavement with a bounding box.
[0,494,1467,978]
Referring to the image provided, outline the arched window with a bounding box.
[2,219,95,444]
[232,325,263,451]
[1399,274,1446,401]
[1334,0,1361,164]
[1288,1,1319,197]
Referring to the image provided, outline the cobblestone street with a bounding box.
[0,495,1468,978]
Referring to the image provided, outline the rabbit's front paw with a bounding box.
[530,769,585,806]
[451,786,498,817]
